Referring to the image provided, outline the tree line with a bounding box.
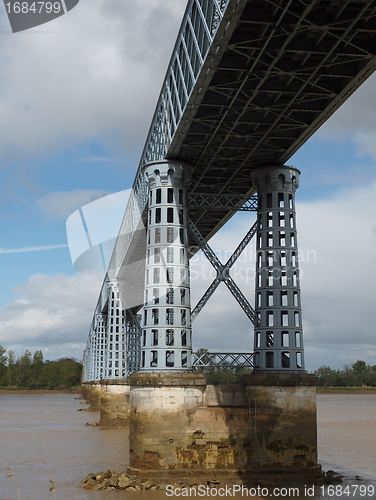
[0,345,82,389]
[314,360,376,387]
[1,344,375,388]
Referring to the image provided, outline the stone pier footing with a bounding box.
[127,372,322,483]
[81,380,130,426]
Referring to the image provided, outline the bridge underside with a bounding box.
[169,0,376,241]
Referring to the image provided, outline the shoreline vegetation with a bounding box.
[0,345,82,390]
[1,345,376,390]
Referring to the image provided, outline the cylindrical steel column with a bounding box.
[141,160,192,372]
[252,165,305,372]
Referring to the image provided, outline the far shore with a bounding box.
[1,386,376,396]
[0,387,82,395]
[317,387,376,394]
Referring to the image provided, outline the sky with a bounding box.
[0,0,375,371]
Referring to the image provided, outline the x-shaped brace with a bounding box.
[188,218,259,325]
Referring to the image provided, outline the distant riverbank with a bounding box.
[0,387,81,395]
[2,386,376,395]
[317,387,376,394]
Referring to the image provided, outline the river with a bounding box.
[0,391,375,499]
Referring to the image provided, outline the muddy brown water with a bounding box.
[0,392,375,499]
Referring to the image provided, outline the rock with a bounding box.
[95,472,104,480]
[92,483,104,491]
[208,480,220,486]
[159,483,168,490]
[107,477,119,488]
[118,477,133,489]
[127,486,136,491]
[325,470,343,483]
[98,470,112,482]
[83,480,96,490]
[83,473,96,483]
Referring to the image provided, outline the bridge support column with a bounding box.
[140,160,192,372]
[252,165,305,372]
[241,165,320,479]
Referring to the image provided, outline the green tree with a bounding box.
[19,350,33,387]
[6,350,16,386]
[314,365,339,387]
[0,345,7,386]
[351,360,368,385]
[31,350,45,388]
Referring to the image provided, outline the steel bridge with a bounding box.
[82,0,376,382]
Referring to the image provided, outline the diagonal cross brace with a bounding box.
[188,218,258,324]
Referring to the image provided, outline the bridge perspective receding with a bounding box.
[82,0,376,383]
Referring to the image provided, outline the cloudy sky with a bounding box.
[0,0,375,371]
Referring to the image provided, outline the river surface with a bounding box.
[0,392,375,500]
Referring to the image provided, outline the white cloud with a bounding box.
[318,73,376,161]
[0,0,187,167]
[0,272,104,360]
[0,244,68,254]
[37,189,111,218]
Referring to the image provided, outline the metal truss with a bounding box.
[104,0,232,284]
[188,217,258,324]
[188,193,258,211]
[85,0,376,381]
[192,351,255,368]
[126,310,142,376]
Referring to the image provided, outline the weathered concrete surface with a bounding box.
[81,382,102,411]
[127,372,322,483]
[99,381,130,427]
[245,373,318,470]
[81,380,130,426]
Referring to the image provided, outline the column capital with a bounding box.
[252,165,300,193]
[143,160,192,188]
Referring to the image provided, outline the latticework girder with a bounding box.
[188,217,258,324]
[192,351,255,368]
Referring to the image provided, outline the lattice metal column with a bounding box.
[141,160,192,372]
[125,311,142,375]
[252,165,305,372]
[105,281,126,378]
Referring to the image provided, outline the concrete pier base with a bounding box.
[127,372,322,483]
[244,373,318,470]
[81,380,130,426]
[81,382,102,411]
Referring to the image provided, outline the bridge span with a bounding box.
[82,0,376,383]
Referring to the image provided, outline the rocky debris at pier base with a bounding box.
[81,469,333,492]
[82,471,165,491]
